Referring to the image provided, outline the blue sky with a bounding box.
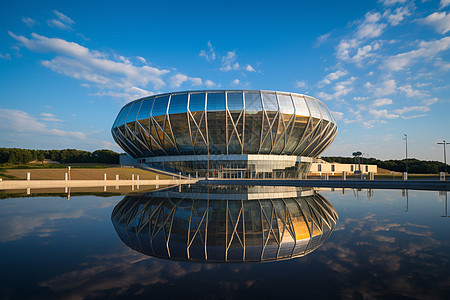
[0,0,449,161]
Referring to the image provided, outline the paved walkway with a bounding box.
[198,179,450,191]
[2,178,448,192]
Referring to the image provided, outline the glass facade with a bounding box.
[111,185,338,263]
[140,154,312,179]
[112,90,338,177]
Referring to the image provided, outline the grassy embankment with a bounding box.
[0,163,171,180]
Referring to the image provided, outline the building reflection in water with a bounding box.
[111,185,338,263]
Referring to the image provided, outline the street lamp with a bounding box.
[403,134,408,173]
[437,140,450,174]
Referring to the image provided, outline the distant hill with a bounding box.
[321,156,448,174]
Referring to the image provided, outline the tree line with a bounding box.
[321,156,449,174]
[0,148,120,165]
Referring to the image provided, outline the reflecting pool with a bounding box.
[112,186,338,263]
[0,186,449,299]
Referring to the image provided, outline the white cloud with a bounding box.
[314,33,331,47]
[421,12,450,34]
[125,86,152,97]
[90,87,152,102]
[352,43,380,63]
[383,36,450,71]
[316,92,333,101]
[441,0,450,9]
[42,117,63,122]
[372,98,393,106]
[379,0,406,5]
[317,77,355,101]
[354,96,369,101]
[326,70,348,81]
[190,77,202,86]
[376,79,397,95]
[356,13,387,39]
[53,10,74,25]
[401,114,427,119]
[318,70,347,86]
[336,39,380,64]
[168,73,202,88]
[199,41,216,62]
[295,80,307,88]
[387,7,411,26]
[319,79,331,86]
[47,19,72,31]
[9,32,171,99]
[0,53,11,60]
[434,57,450,70]
[168,73,187,88]
[0,109,86,139]
[336,39,359,61]
[245,64,256,72]
[40,112,56,117]
[136,56,147,64]
[220,51,240,71]
[369,109,399,119]
[398,84,427,97]
[47,10,74,31]
[393,105,430,114]
[331,111,344,121]
[231,78,240,85]
[333,77,356,98]
[22,17,36,26]
[422,97,439,105]
[40,112,63,122]
[204,79,216,87]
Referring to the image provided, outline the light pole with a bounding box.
[437,140,450,174]
[403,134,408,173]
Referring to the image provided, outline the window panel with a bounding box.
[189,93,206,112]
[262,92,278,112]
[292,95,309,116]
[277,94,294,114]
[317,100,331,121]
[117,103,133,126]
[305,97,321,118]
[206,92,226,112]
[137,97,154,120]
[113,105,128,128]
[126,101,141,124]
[244,92,262,113]
[227,92,243,112]
[151,95,170,117]
[169,93,188,114]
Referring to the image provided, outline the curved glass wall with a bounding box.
[111,185,338,263]
[112,90,337,159]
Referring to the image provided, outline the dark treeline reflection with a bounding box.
[111,185,338,263]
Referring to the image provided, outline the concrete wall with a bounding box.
[0,179,198,190]
[120,154,137,166]
[309,161,377,175]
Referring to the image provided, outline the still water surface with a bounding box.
[0,185,449,299]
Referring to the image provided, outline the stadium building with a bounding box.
[112,90,337,178]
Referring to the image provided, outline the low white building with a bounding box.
[309,159,377,175]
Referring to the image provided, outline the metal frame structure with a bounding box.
[112,90,338,177]
[112,90,337,157]
[111,186,338,263]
